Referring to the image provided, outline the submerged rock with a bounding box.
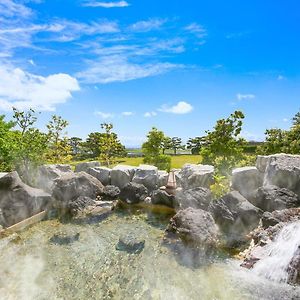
[87,167,111,186]
[50,232,80,245]
[116,234,145,253]
[151,189,175,208]
[119,182,148,204]
[174,187,212,210]
[209,191,262,247]
[111,165,136,189]
[167,207,219,250]
[0,172,52,227]
[75,161,100,173]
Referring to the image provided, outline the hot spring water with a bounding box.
[0,210,300,300]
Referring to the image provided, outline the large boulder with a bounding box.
[263,154,300,197]
[158,170,169,187]
[0,172,52,227]
[151,189,175,208]
[167,207,219,249]
[209,191,262,246]
[231,166,262,201]
[111,165,136,189]
[35,164,72,192]
[253,185,300,212]
[132,164,158,191]
[100,185,120,200]
[52,172,104,209]
[256,155,269,173]
[178,164,214,190]
[86,167,111,186]
[75,161,100,173]
[174,187,212,210]
[119,182,148,204]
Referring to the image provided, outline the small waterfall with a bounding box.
[252,221,300,283]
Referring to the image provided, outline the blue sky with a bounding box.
[0,0,299,146]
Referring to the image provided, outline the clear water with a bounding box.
[0,209,299,300]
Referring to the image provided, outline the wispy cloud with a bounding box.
[129,18,166,32]
[185,23,207,39]
[144,111,157,118]
[226,31,250,39]
[83,1,130,8]
[94,111,114,118]
[237,93,255,100]
[159,101,193,114]
[0,64,80,112]
[77,55,182,84]
[122,111,134,116]
[0,0,32,19]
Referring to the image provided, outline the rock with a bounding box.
[287,247,300,284]
[256,155,269,173]
[174,187,212,210]
[158,170,169,187]
[151,189,175,207]
[68,196,95,216]
[100,185,120,200]
[132,164,158,191]
[261,208,300,229]
[35,164,72,192]
[52,172,104,209]
[75,161,100,173]
[253,185,300,212]
[167,207,219,249]
[111,165,136,189]
[0,173,8,179]
[86,167,111,186]
[0,172,52,227]
[263,154,300,197]
[209,191,262,246]
[231,166,262,201]
[50,233,80,245]
[119,182,148,204]
[116,234,145,253]
[178,164,214,190]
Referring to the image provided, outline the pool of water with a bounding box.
[0,208,300,300]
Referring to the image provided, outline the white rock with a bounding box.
[87,167,111,186]
[111,165,136,189]
[75,161,100,173]
[0,173,8,179]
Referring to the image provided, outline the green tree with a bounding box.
[258,128,287,155]
[69,137,83,156]
[201,110,246,175]
[186,136,206,155]
[142,127,171,170]
[170,137,183,155]
[98,123,125,167]
[46,115,72,163]
[161,136,172,154]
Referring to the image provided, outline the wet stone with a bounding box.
[116,234,145,254]
[49,232,80,245]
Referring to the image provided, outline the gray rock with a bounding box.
[68,196,95,216]
[87,166,111,186]
[116,234,145,253]
[263,154,300,197]
[179,164,214,189]
[261,208,300,229]
[35,164,72,192]
[0,172,52,227]
[209,191,262,246]
[100,185,120,200]
[167,207,219,249]
[256,155,269,173]
[132,164,158,191]
[253,185,300,212]
[75,161,100,173]
[174,187,212,210]
[52,172,104,209]
[151,189,175,207]
[111,165,136,189]
[119,182,148,204]
[50,233,80,245]
[0,173,8,179]
[158,170,169,187]
[231,166,262,201]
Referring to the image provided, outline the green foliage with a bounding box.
[201,110,246,175]
[142,127,171,170]
[170,137,183,155]
[69,137,83,156]
[210,174,230,199]
[186,136,205,154]
[98,123,125,167]
[46,115,72,163]
[82,132,103,158]
[161,136,172,154]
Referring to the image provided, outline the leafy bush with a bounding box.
[210,174,230,199]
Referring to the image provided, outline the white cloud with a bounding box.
[0,64,80,111]
[83,1,129,8]
[283,118,289,122]
[94,111,114,119]
[185,23,207,38]
[0,0,32,19]
[28,59,35,66]
[277,75,286,81]
[237,93,255,100]
[129,18,166,32]
[122,111,134,116]
[77,55,182,84]
[144,111,157,118]
[159,101,193,114]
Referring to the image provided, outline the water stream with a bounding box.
[0,209,299,300]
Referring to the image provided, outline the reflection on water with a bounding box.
[0,209,299,300]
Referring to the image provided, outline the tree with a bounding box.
[69,137,83,156]
[258,128,287,155]
[46,115,72,163]
[161,136,172,154]
[142,127,171,170]
[98,123,125,167]
[292,111,300,126]
[82,132,103,158]
[186,136,205,155]
[201,110,246,175]
[170,137,183,155]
